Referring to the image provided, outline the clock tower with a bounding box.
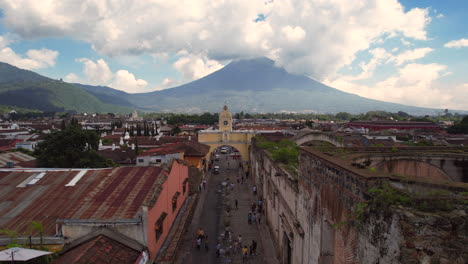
[219,104,233,132]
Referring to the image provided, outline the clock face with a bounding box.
[223,120,229,126]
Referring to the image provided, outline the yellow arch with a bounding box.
[198,131,255,171]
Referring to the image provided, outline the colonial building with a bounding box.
[198,105,256,169]
[0,160,190,261]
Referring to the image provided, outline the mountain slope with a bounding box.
[75,83,135,108]
[0,63,131,113]
[126,58,447,114]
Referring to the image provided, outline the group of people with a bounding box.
[195,149,265,261]
[214,233,258,260]
[247,198,264,225]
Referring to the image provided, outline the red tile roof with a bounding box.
[53,234,141,264]
[0,166,163,237]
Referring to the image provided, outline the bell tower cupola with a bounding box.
[219,104,232,132]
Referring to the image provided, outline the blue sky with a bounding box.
[0,0,467,109]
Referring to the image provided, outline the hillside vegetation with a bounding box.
[0,63,131,113]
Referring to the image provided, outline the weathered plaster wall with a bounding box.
[146,160,189,259]
[355,154,468,183]
[250,142,468,264]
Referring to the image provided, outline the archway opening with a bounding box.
[208,145,244,175]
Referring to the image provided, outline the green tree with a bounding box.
[171,125,181,136]
[447,116,468,134]
[29,221,44,249]
[335,112,352,120]
[34,124,115,168]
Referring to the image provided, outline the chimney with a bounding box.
[188,136,191,141]
[131,143,135,150]
[112,143,116,151]
[119,137,124,145]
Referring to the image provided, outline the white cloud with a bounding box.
[64,73,79,83]
[342,48,391,81]
[444,38,468,48]
[0,46,58,70]
[400,38,411,46]
[67,58,149,93]
[76,58,113,85]
[173,54,223,80]
[26,49,58,67]
[281,26,306,42]
[389,47,433,65]
[150,78,180,91]
[325,63,457,108]
[0,0,431,80]
[111,70,148,93]
[0,35,11,48]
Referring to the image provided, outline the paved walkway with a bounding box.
[176,152,279,264]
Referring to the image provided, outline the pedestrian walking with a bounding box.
[249,244,253,256]
[252,213,256,223]
[197,228,204,239]
[242,246,248,260]
[235,199,238,210]
[196,237,201,250]
[230,182,234,190]
[204,234,209,251]
[238,234,243,246]
[253,185,257,195]
[252,240,257,255]
[257,213,262,224]
[216,242,221,257]
[241,176,244,184]
[234,239,239,250]
[202,179,207,189]
[247,212,252,224]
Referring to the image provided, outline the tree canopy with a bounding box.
[447,116,468,134]
[34,123,115,168]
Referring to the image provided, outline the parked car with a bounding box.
[213,166,220,174]
[215,154,220,161]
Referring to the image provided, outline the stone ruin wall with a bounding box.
[299,150,467,264]
[250,142,468,264]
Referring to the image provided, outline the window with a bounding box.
[172,192,180,212]
[138,158,144,163]
[155,212,167,241]
[183,178,189,194]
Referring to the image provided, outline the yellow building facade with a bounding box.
[198,105,256,168]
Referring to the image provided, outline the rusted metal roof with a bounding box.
[0,152,36,167]
[0,166,163,236]
[53,234,141,264]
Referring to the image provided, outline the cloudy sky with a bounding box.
[0,0,467,110]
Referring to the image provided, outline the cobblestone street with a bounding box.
[177,150,279,264]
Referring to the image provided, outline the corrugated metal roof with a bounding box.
[0,152,36,167]
[0,166,163,236]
